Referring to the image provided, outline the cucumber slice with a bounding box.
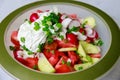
[83,17,96,28]
[74,63,92,71]
[77,41,86,57]
[38,53,55,73]
[92,58,100,63]
[80,41,100,54]
[58,47,77,52]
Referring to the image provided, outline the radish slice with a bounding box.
[62,18,72,28]
[72,32,87,40]
[85,27,93,36]
[61,13,68,20]
[68,14,77,19]
[87,30,96,38]
[69,20,80,29]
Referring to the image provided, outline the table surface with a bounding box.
[0,0,120,80]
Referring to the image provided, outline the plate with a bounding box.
[0,1,120,80]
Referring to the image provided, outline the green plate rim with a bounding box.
[0,0,120,80]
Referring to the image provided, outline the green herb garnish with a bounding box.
[78,66,83,70]
[22,45,33,55]
[56,23,62,29]
[67,61,71,66]
[9,46,15,51]
[20,37,25,43]
[81,21,87,28]
[94,38,104,46]
[51,50,55,54]
[59,35,64,40]
[34,22,40,31]
[67,26,79,33]
[33,65,38,70]
[37,43,44,52]
[62,60,65,64]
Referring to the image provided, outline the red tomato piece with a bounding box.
[11,31,20,46]
[68,51,79,65]
[56,40,76,48]
[89,53,101,58]
[66,33,78,45]
[55,56,72,73]
[25,57,38,69]
[43,49,53,59]
[13,50,26,65]
[49,55,59,66]
[44,41,58,50]
[29,13,39,22]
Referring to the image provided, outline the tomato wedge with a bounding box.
[56,40,76,48]
[66,33,78,45]
[68,51,79,65]
[44,41,58,50]
[11,31,20,46]
[55,56,73,73]
[49,55,59,66]
[25,57,38,69]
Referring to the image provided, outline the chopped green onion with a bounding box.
[78,66,83,70]
[34,22,40,31]
[82,31,85,35]
[20,37,25,43]
[81,21,87,28]
[94,38,104,46]
[9,46,15,51]
[33,65,38,70]
[62,60,65,64]
[47,37,53,44]
[59,35,64,40]
[46,21,52,26]
[22,45,33,55]
[56,23,62,29]
[51,50,55,54]
[67,61,71,66]
[67,26,79,33]
[37,43,44,52]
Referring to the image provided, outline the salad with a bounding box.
[9,7,103,73]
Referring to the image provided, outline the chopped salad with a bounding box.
[10,7,103,73]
